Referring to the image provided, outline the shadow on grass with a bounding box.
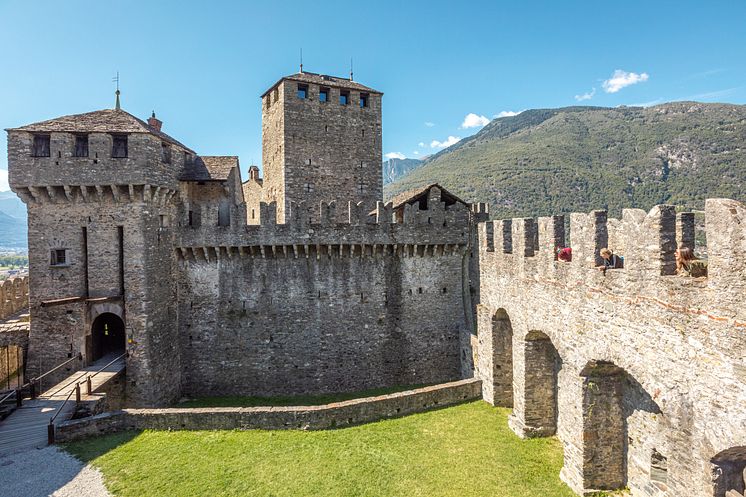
[176,383,433,408]
[63,430,141,463]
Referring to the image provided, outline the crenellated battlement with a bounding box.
[0,276,29,320]
[478,197,746,317]
[176,196,473,259]
[477,197,746,496]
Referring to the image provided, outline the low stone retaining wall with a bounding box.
[55,378,481,442]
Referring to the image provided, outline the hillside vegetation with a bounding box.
[385,102,746,219]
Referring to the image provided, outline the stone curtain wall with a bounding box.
[476,198,746,497]
[54,379,481,442]
[0,276,28,319]
[176,196,473,397]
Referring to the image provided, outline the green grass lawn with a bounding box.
[65,401,577,497]
[175,384,431,408]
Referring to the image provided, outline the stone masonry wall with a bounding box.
[55,378,481,442]
[0,276,28,320]
[477,198,746,497]
[8,126,184,406]
[261,79,382,223]
[176,198,472,397]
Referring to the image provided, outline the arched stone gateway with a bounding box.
[477,307,513,406]
[509,330,561,438]
[90,313,126,361]
[712,447,746,497]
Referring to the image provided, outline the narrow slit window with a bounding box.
[32,134,50,157]
[73,134,89,157]
[161,143,172,164]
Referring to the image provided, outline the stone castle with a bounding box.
[5,70,746,497]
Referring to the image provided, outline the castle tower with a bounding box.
[5,107,190,406]
[260,71,383,222]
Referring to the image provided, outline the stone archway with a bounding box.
[90,312,125,361]
[509,330,561,438]
[712,447,746,497]
[576,360,662,493]
[478,307,514,407]
[580,360,626,490]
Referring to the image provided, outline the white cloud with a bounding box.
[424,122,435,127]
[460,113,490,129]
[494,110,521,118]
[430,136,461,149]
[574,88,596,101]
[602,70,649,93]
[0,170,8,192]
[385,152,406,160]
[418,142,425,148]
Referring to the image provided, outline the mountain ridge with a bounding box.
[385,101,746,219]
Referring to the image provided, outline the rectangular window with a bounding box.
[319,88,329,102]
[360,93,369,108]
[73,134,89,157]
[111,134,128,158]
[161,143,172,164]
[50,249,67,266]
[297,84,308,99]
[32,134,51,157]
[339,90,349,105]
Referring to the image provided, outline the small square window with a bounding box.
[319,88,329,102]
[32,134,50,157]
[297,84,308,99]
[73,134,89,157]
[340,90,349,105]
[111,134,128,158]
[304,183,314,193]
[50,249,67,266]
[161,143,172,164]
[360,93,369,108]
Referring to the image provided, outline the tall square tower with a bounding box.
[260,72,383,222]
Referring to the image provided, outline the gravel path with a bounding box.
[0,446,111,497]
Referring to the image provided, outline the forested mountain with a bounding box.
[385,102,746,219]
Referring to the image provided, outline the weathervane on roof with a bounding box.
[113,71,121,110]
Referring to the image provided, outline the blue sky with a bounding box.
[1,0,745,191]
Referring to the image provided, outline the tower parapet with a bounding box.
[258,72,383,222]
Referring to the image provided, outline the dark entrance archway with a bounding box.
[91,313,125,361]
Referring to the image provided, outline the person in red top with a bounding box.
[556,247,572,262]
